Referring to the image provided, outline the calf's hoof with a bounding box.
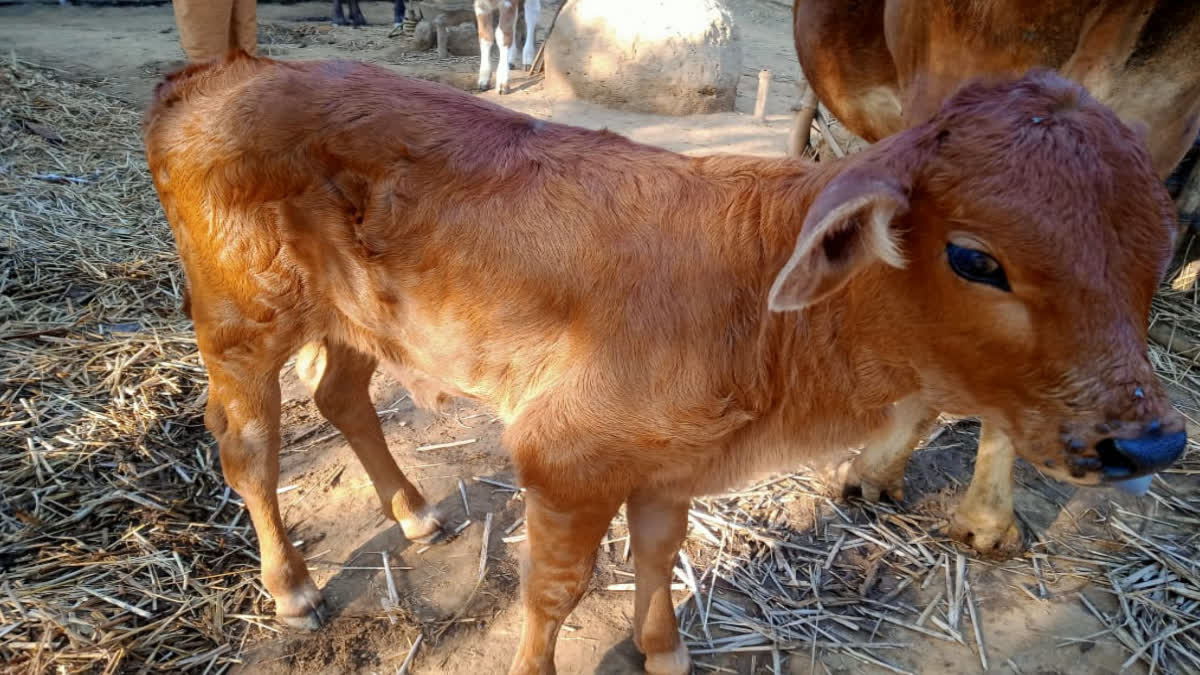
[507,659,555,675]
[400,504,445,543]
[644,642,691,675]
[274,579,328,631]
[946,511,1023,558]
[834,457,904,503]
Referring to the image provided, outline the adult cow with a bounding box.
[792,0,1200,556]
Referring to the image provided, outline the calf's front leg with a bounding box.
[475,4,495,90]
[628,491,691,675]
[836,399,1024,558]
[946,423,1023,557]
[510,489,622,674]
[518,0,540,69]
[836,395,937,502]
[494,1,518,93]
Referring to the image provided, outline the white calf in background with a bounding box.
[475,0,540,94]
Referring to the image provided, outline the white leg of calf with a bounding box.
[495,27,511,94]
[522,0,540,68]
[477,39,494,90]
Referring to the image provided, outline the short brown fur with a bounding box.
[144,53,1184,674]
[793,0,1200,178]
[792,0,1200,555]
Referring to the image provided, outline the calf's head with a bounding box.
[771,70,1187,486]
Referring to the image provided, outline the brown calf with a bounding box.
[792,0,1200,555]
[144,53,1185,674]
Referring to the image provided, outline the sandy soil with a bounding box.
[1,1,1190,673]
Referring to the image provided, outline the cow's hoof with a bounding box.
[644,642,691,675]
[834,457,904,503]
[947,512,1023,558]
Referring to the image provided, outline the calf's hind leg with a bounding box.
[203,350,325,629]
[295,340,443,542]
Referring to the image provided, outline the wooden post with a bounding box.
[753,69,771,122]
[788,82,818,157]
[531,0,571,75]
[436,24,449,58]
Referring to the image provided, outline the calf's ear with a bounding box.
[768,167,910,312]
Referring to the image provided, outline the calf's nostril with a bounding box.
[1096,430,1187,480]
[1095,438,1136,478]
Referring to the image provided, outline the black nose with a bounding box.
[1096,430,1187,479]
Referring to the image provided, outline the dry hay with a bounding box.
[0,59,264,673]
[658,455,1198,674]
[2,53,1199,675]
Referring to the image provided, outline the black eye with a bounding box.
[946,243,1010,291]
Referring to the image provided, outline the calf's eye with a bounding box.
[946,243,1010,291]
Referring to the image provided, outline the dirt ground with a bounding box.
[2,1,1195,674]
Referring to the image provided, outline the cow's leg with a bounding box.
[1170,155,1200,287]
[519,0,540,69]
[946,423,1023,557]
[295,341,443,541]
[495,1,518,93]
[475,3,495,91]
[627,491,691,675]
[331,0,348,25]
[393,0,406,27]
[347,0,367,26]
[509,488,622,674]
[836,395,937,503]
[203,346,324,629]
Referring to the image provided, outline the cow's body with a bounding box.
[792,0,1200,555]
[475,0,540,93]
[144,54,1185,674]
[793,0,1200,178]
